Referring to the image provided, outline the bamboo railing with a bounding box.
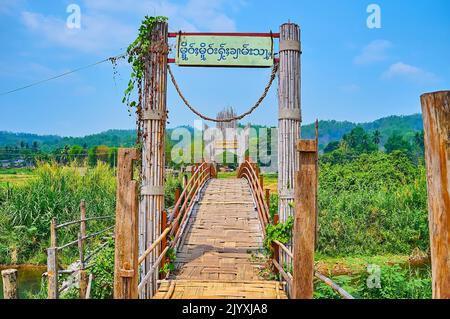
[136,162,217,295]
[237,159,354,300]
[237,159,270,234]
[46,200,115,299]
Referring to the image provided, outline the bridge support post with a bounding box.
[420,91,450,299]
[293,140,318,299]
[114,148,139,299]
[277,22,301,272]
[139,21,169,298]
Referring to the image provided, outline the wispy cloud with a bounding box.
[354,40,392,65]
[21,11,135,54]
[340,84,360,93]
[82,0,240,31]
[382,62,438,83]
[20,0,241,54]
[0,0,23,14]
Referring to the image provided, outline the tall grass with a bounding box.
[317,151,429,256]
[0,162,116,264]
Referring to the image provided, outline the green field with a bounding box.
[0,168,35,187]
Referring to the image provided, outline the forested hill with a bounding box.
[0,114,422,150]
[302,114,423,146]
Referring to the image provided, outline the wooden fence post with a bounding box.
[420,90,450,299]
[79,200,88,299]
[114,148,139,299]
[293,139,318,299]
[47,218,58,299]
[2,269,18,299]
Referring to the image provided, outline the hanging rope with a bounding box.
[167,61,279,123]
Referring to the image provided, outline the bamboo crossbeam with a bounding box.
[57,239,79,250]
[81,225,115,242]
[273,240,293,259]
[55,216,114,229]
[138,226,172,265]
[314,271,355,300]
[272,259,293,287]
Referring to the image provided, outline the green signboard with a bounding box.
[175,35,274,67]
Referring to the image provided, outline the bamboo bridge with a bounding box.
[112,144,354,300]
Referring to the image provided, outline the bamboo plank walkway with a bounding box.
[153,179,287,299]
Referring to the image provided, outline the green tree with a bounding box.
[324,141,340,154]
[372,130,381,145]
[384,132,412,155]
[342,127,377,154]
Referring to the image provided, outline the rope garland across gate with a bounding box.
[167,61,279,123]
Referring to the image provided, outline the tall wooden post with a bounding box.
[139,21,168,298]
[79,200,87,299]
[47,218,58,299]
[293,140,318,299]
[114,148,139,299]
[278,22,301,269]
[420,91,450,299]
[2,269,18,299]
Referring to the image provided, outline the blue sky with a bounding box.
[0,0,449,136]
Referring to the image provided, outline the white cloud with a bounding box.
[82,0,238,31]
[354,40,392,65]
[382,62,438,83]
[21,11,135,54]
[20,0,241,53]
[0,0,22,14]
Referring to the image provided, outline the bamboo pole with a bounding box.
[114,148,139,299]
[139,21,168,298]
[278,22,301,283]
[47,218,58,299]
[293,139,318,299]
[1,269,18,299]
[420,90,450,299]
[79,200,87,299]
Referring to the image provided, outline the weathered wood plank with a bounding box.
[421,90,450,299]
[293,139,318,299]
[113,148,139,299]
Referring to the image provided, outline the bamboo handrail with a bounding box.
[138,225,172,265]
[314,271,355,300]
[138,246,170,292]
[237,160,270,231]
[273,240,293,259]
[272,258,293,287]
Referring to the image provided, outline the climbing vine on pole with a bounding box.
[123,16,168,140]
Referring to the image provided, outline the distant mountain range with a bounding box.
[0,114,423,151]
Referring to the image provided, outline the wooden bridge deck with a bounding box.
[153,179,287,299]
